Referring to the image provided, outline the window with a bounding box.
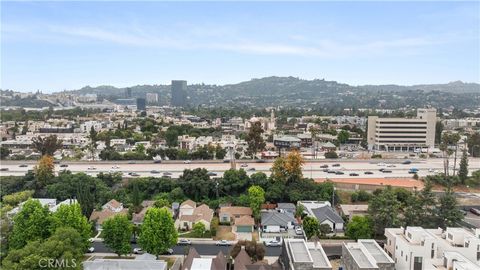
[401,251,403,256]
[396,245,398,250]
[413,257,423,270]
[448,233,453,240]
[431,249,434,259]
[406,255,408,261]
[407,232,412,239]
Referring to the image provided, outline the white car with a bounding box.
[111,165,120,169]
[240,163,248,167]
[87,166,96,170]
[87,247,95,253]
[265,240,281,247]
[377,163,386,167]
[178,239,192,245]
[216,240,231,246]
[295,228,303,235]
[133,248,144,254]
[387,164,396,168]
[184,160,191,164]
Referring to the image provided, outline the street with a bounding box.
[91,241,342,257]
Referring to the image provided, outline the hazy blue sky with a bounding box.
[1,1,479,92]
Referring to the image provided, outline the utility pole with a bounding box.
[229,145,236,170]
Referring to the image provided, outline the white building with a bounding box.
[146,93,158,104]
[342,240,395,270]
[385,226,480,270]
[281,238,332,270]
[367,108,437,151]
[81,121,103,133]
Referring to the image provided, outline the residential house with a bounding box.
[384,226,480,270]
[182,247,227,270]
[342,240,394,270]
[219,206,253,224]
[89,199,129,230]
[276,203,296,215]
[298,201,344,232]
[8,198,57,217]
[261,210,296,233]
[234,215,255,234]
[233,248,282,270]
[175,202,214,231]
[50,199,78,212]
[339,204,368,221]
[280,239,332,270]
[179,199,196,216]
[132,200,155,225]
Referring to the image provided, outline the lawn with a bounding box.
[179,230,213,238]
[213,226,235,241]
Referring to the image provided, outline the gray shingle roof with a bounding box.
[311,206,344,224]
[276,203,296,210]
[261,211,296,226]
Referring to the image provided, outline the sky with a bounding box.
[1,1,479,93]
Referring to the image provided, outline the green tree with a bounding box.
[435,121,443,145]
[192,222,206,237]
[246,121,266,158]
[139,207,177,257]
[302,216,319,239]
[368,186,401,236]
[102,215,133,256]
[337,130,350,145]
[9,199,51,250]
[88,126,98,161]
[467,132,480,157]
[50,203,91,250]
[436,187,463,229]
[165,128,179,147]
[247,185,265,220]
[215,144,227,160]
[458,150,468,184]
[0,146,11,159]
[2,227,84,270]
[2,190,34,206]
[32,135,63,156]
[346,216,373,240]
[154,198,170,208]
[319,223,332,236]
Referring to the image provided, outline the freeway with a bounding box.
[90,241,342,257]
[1,158,479,179]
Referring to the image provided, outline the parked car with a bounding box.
[320,165,329,168]
[184,160,191,164]
[349,173,359,176]
[240,163,248,167]
[295,228,303,235]
[248,168,256,171]
[364,171,374,175]
[178,239,192,245]
[265,240,281,247]
[470,208,480,216]
[133,248,144,254]
[162,248,174,255]
[154,160,162,164]
[19,164,28,167]
[128,161,136,164]
[256,159,266,163]
[60,164,68,168]
[87,247,95,253]
[216,240,231,246]
[207,172,217,176]
[332,164,340,167]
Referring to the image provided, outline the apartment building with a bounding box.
[280,239,332,270]
[384,226,480,270]
[367,108,437,151]
[342,240,395,270]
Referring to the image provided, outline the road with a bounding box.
[91,241,342,257]
[1,158,478,179]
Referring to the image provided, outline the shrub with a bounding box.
[324,151,338,159]
[371,154,382,159]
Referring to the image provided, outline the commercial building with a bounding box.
[384,226,480,270]
[280,238,332,270]
[136,98,146,111]
[146,93,158,104]
[171,80,187,107]
[367,108,437,151]
[342,240,394,270]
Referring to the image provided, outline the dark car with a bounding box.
[379,168,385,172]
[128,161,136,164]
[248,167,256,171]
[470,208,480,216]
[323,168,329,172]
[207,172,217,176]
[256,159,266,163]
[153,160,162,164]
[382,170,392,173]
[130,172,140,177]
[0,168,9,171]
[60,164,68,168]
[150,170,160,174]
[320,165,329,168]
[364,171,374,175]
[349,173,359,176]
[332,164,341,167]
[327,170,336,174]
[335,171,345,175]
[19,164,28,168]
[402,160,412,165]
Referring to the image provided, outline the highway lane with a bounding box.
[2,158,478,179]
[90,242,342,257]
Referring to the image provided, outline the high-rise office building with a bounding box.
[125,88,132,98]
[136,98,146,111]
[367,108,437,151]
[146,93,158,104]
[171,80,187,107]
